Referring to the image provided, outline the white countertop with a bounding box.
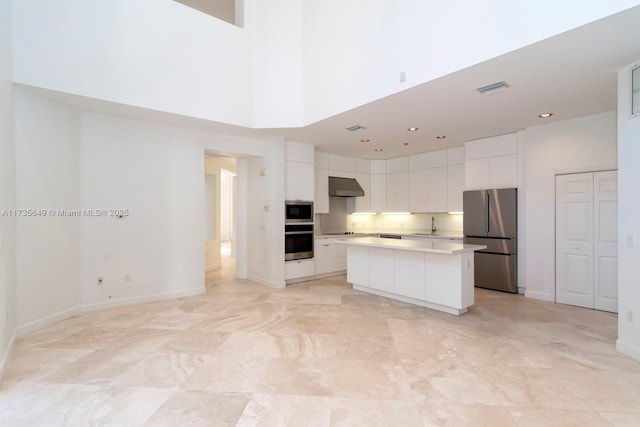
[333,236,486,254]
[315,232,463,239]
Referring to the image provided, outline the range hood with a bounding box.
[328,176,365,197]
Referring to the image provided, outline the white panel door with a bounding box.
[593,171,618,313]
[556,173,594,308]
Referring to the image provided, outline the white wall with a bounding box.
[0,0,16,375]
[522,112,617,301]
[617,61,640,361]
[11,88,272,334]
[78,113,207,310]
[14,87,82,331]
[12,0,253,126]
[247,139,286,288]
[302,0,640,123]
[249,0,304,128]
[13,0,639,128]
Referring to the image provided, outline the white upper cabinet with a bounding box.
[328,153,357,173]
[386,156,409,174]
[386,171,409,211]
[315,166,329,213]
[285,141,315,201]
[409,150,447,170]
[465,133,518,190]
[408,169,428,213]
[385,157,409,212]
[286,161,314,201]
[370,160,386,213]
[425,167,448,212]
[285,140,314,164]
[447,163,464,212]
[447,146,465,165]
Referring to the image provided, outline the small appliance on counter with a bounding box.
[463,188,518,293]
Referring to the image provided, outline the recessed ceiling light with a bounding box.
[374,148,383,152]
[407,127,418,132]
[538,113,553,118]
[360,139,370,143]
[436,135,446,140]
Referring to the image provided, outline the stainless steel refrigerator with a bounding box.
[463,188,518,293]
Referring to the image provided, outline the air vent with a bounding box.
[476,81,510,95]
[346,125,367,132]
[633,65,640,117]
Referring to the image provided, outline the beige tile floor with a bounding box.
[1,255,640,426]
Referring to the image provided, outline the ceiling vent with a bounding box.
[632,65,640,117]
[476,81,510,95]
[346,125,367,132]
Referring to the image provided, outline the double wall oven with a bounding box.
[285,201,314,261]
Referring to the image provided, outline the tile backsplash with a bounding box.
[346,212,463,234]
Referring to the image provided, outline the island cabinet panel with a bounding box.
[395,251,426,300]
[347,246,369,286]
[424,253,462,307]
[369,248,395,293]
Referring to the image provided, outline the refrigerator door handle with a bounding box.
[485,192,490,233]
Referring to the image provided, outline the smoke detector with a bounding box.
[476,81,510,95]
[346,125,367,132]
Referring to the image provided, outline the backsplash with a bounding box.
[346,212,463,234]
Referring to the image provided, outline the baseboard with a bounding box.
[15,286,206,337]
[0,328,17,380]
[285,270,345,284]
[247,274,286,289]
[617,339,640,362]
[80,286,206,313]
[16,305,82,336]
[524,289,554,302]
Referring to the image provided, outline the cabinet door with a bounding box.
[370,174,386,213]
[369,248,395,293]
[314,239,328,274]
[426,167,448,213]
[465,158,490,191]
[315,168,329,213]
[286,161,314,201]
[490,154,518,189]
[408,169,428,213]
[386,172,409,212]
[298,162,315,201]
[355,172,371,212]
[447,164,464,212]
[285,160,298,200]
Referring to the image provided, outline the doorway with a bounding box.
[555,170,618,312]
[204,155,237,278]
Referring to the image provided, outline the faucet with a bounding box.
[431,216,437,233]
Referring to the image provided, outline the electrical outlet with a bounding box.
[626,309,634,323]
[97,277,103,286]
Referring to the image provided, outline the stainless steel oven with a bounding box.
[285,223,314,261]
[285,201,313,223]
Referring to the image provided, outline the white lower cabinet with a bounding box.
[395,251,425,299]
[285,259,314,280]
[369,248,395,293]
[314,238,348,276]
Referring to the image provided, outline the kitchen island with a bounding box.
[334,237,486,315]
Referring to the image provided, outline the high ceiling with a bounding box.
[269,5,640,159]
[30,5,640,161]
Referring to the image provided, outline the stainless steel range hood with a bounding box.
[328,176,365,197]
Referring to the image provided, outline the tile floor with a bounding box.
[1,256,640,426]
